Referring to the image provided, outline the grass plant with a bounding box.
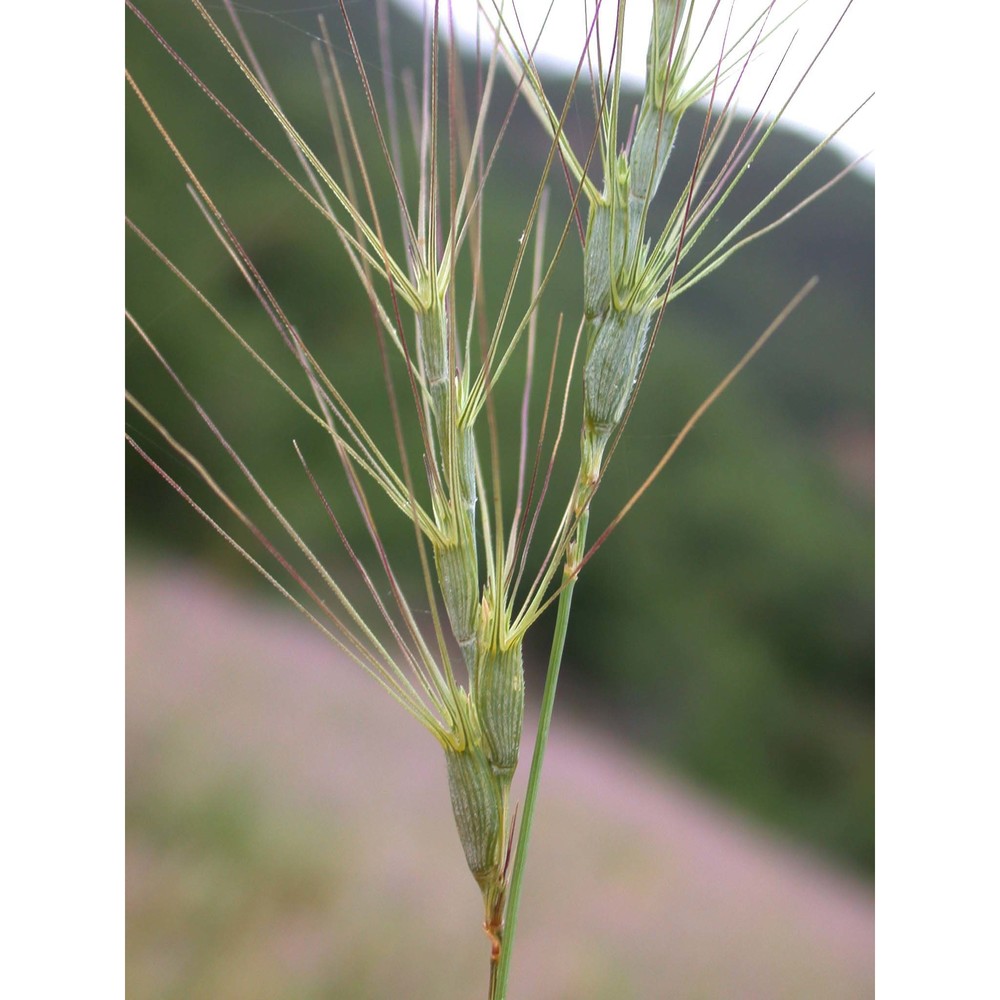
[126,1,869,995]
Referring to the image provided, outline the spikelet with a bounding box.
[645,0,687,114]
[629,0,684,228]
[444,742,503,885]
[582,157,629,320]
[579,0,688,481]
[443,693,504,887]
[583,306,655,440]
[582,201,615,320]
[433,491,480,667]
[420,274,480,668]
[416,289,450,413]
[474,635,524,778]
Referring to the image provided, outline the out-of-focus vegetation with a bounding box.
[127,566,874,998]
[126,0,873,873]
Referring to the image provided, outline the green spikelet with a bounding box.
[629,0,684,217]
[578,0,688,477]
[645,0,687,114]
[583,307,655,439]
[474,636,524,778]
[416,293,449,414]
[444,734,504,886]
[433,497,479,668]
[583,155,630,319]
[629,98,677,209]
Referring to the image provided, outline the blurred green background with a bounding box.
[126,0,873,900]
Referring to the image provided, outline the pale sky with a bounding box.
[393,0,874,169]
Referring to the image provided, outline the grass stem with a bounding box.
[492,510,589,1000]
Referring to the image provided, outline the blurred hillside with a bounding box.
[127,564,873,998]
[126,0,874,873]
